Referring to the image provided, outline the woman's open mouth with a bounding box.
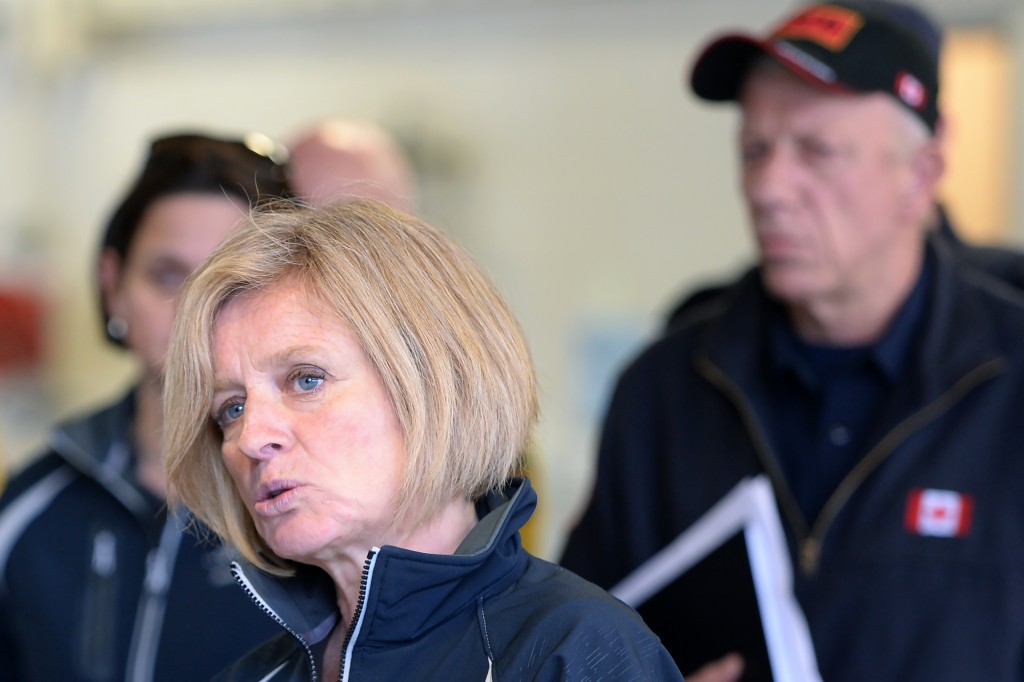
[254,480,302,516]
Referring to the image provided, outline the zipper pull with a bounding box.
[144,548,171,595]
[800,537,820,575]
[80,528,118,678]
[91,530,117,577]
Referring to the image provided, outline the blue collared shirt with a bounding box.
[766,250,933,522]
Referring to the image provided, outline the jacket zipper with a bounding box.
[801,358,1006,573]
[699,354,1005,576]
[697,355,809,540]
[233,565,320,680]
[78,528,118,679]
[125,510,185,681]
[339,548,379,682]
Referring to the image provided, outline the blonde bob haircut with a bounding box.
[164,199,538,574]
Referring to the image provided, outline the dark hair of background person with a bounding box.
[98,132,291,346]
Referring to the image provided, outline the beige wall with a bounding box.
[941,30,1014,243]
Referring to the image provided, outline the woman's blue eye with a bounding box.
[219,402,244,425]
[295,375,324,392]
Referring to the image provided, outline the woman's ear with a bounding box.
[98,247,125,319]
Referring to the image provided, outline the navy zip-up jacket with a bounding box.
[562,238,1024,681]
[0,391,279,681]
[216,478,683,681]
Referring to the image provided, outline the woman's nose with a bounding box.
[235,395,291,460]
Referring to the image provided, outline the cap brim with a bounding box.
[689,33,852,101]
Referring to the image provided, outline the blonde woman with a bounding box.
[164,200,682,681]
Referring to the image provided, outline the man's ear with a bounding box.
[919,115,948,195]
[903,122,946,227]
[915,137,945,196]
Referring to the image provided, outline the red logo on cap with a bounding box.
[772,5,865,51]
[895,71,928,111]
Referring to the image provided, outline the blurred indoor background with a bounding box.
[0,0,1020,558]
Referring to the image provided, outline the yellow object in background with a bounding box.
[939,29,1011,245]
[518,448,545,557]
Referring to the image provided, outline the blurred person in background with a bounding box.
[287,117,419,211]
[662,1,1024,333]
[0,132,291,681]
[562,2,1024,681]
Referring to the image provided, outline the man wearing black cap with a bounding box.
[561,3,1024,681]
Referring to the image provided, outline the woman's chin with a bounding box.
[258,525,314,563]
[261,529,332,566]
[265,541,312,565]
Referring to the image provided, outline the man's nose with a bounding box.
[743,146,801,210]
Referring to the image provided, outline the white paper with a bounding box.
[610,475,821,682]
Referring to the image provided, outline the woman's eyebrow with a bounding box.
[264,345,320,367]
[211,345,322,394]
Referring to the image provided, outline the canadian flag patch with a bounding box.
[904,488,973,538]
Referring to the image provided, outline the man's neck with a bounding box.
[787,250,925,347]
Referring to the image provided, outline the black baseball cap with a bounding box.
[689,1,941,132]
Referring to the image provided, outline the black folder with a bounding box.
[610,476,821,682]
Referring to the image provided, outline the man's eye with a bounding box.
[740,141,769,163]
[802,139,837,159]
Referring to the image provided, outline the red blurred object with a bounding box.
[0,287,44,372]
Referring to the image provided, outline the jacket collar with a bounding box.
[47,389,155,517]
[232,477,535,648]
[912,233,1008,397]
[49,389,134,469]
[700,238,1006,406]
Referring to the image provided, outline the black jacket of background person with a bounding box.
[0,391,279,681]
[561,237,1024,681]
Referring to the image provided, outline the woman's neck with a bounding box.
[329,497,479,628]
